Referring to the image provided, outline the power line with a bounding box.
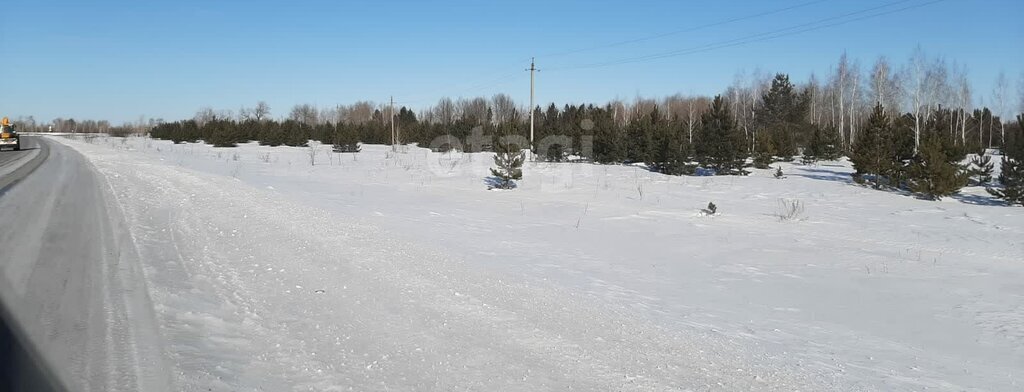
[393,69,526,106]
[541,0,830,58]
[547,0,946,72]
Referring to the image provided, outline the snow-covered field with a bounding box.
[52,135,1023,391]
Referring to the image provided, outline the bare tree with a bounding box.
[458,97,489,125]
[435,97,456,148]
[254,101,271,122]
[238,106,254,121]
[833,52,851,147]
[308,140,321,166]
[806,73,821,125]
[955,65,972,145]
[662,94,687,121]
[609,99,628,128]
[993,71,1008,146]
[902,47,928,154]
[491,93,517,125]
[289,104,319,126]
[436,97,456,125]
[194,107,217,127]
[342,101,376,125]
[847,60,862,144]
[869,56,902,113]
[631,97,657,121]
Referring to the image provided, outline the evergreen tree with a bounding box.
[625,107,658,164]
[801,125,827,164]
[987,155,1024,205]
[282,120,310,147]
[906,134,968,200]
[205,119,242,147]
[967,154,994,185]
[755,74,808,160]
[490,133,525,189]
[592,106,625,164]
[851,103,895,187]
[752,131,775,169]
[239,119,262,141]
[987,115,1024,205]
[819,126,842,161]
[695,96,747,175]
[179,120,200,143]
[649,117,693,175]
[773,166,785,179]
[258,121,287,146]
[332,122,361,153]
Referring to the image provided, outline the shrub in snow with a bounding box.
[773,166,785,179]
[704,202,717,215]
[775,199,806,221]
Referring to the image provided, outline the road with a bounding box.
[0,137,170,392]
[0,138,34,166]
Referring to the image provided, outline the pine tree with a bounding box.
[851,103,894,187]
[773,166,785,179]
[332,123,361,153]
[752,131,775,169]
[490,134,525,189]
[967,154,994,185]
[649,118,693,175]
[258,121,287,146]
[819,126,842,161]
[907,135,968,200]
[987,115,1024,205]
[695,96,747,175]
[282,120,310,147]
[988,157,1024,205]
[625,108,657,164]
[801,125,826,164]
[755,74,808,160]
[592,106,625,164]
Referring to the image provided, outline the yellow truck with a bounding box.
[0,117,21,151]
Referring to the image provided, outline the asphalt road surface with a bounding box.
[0,137,169,392]
[0,137,34,166]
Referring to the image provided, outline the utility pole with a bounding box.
[390,96,396,150]
[526,57,539,159]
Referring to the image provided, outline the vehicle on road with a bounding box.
[0,117,21,151]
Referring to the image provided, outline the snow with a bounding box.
[50,135,1024,390]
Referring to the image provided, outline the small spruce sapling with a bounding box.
[773,166,785,179]
[967,154,994,185]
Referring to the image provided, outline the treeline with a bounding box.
[148,75,1023,203]
[7,115,160,136]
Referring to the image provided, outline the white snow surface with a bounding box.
[50,135,1023,391]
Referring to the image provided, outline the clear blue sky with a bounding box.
[1,0,1021,123]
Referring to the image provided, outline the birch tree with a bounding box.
[955,66,971,145]
[903,47,928,154]
[833,53,851,147]
[994,71,1008,146]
